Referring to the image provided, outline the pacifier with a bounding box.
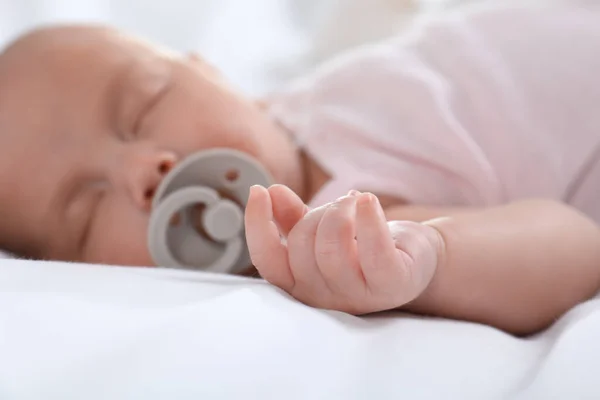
[147,148,273,274]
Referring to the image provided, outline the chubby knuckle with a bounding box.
[287,226,312,249]
[337,212,355,233]
[316,236,350,269]
[335,195,357,207]
[325,207,354,233]
[362,243,389,266]
[316,242,341,262]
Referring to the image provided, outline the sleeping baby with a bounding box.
[0,1,599,336]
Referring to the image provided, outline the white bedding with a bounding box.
[2,1,599,398]
[1,259,599,399]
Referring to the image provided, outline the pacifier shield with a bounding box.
[147,149,272,273]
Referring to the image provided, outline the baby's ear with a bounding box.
[186,52,221,79]
[255,99,268,111]
[187,52,204,64]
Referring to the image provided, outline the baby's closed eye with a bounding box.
[65,181,107,256]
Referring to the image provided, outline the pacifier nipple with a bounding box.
[147,149,272,274]
[200,201,243,242]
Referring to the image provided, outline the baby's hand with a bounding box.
[245,185,443,315]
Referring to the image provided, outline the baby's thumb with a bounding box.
[268,184,309,237]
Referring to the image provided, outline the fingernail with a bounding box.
[357,193,375,207]
[348,189,361,197]
[250,185,263,195]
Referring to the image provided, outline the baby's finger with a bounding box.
[269,184,309,237]
[315,195,365,299]
[245,185,294,292]
[355,193,404,294]
[287,203,335,305]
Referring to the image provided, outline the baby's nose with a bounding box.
[122,146,178,210]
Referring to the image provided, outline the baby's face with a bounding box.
[0,26,301,266]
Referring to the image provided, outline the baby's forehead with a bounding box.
[1,28,171,115]
[2,26,165,81]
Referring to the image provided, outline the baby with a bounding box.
[1,1,600,336]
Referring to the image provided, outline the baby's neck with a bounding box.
[268,114,329,204]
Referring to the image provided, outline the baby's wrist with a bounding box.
[401,221,447,311]
[384,220,445,310]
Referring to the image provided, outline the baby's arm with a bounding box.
[246,186,600,336]
[395,200,600,335]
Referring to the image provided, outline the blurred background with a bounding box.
[0,0,465,95]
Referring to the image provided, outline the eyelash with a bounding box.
[130,111,145,139]
[131,82,171,138]
[123,101,150,141]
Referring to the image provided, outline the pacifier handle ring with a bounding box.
[148,186,243,274]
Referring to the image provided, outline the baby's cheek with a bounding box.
[83,199,153,267]
[84,227,153,267]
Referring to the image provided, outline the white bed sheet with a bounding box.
[2,1,599,398]
[1,259,600,400]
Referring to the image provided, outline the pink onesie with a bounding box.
[267,2,600,223]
